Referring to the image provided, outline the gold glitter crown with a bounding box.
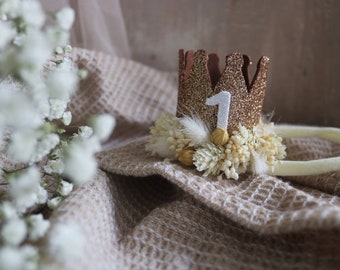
[176,49,269,132]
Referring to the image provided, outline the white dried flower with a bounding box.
[0,21,15,49]
[30,133,60,163]
[147,113,193,159]
[8,130,38,163]
[63,138,97,185]
[9,167,41,212]
[77,69,88,79]
[0,0,20,17]
[47,197,62,210]
[36,185,48,204]
[78,126,93,139]
[44,159,64,174]
[1,218,27,245]
[193,143,226,177]
[61,111,72,126]
[47,70,78,100]
[20,245,38,270]
[0,202,18,220]
[26,214,50,241]
[0,246,25,270]
[16,30,52,81]
[0,85,42,129]
[55,46,63,55]
[58,180,73,197]
[20,0,45,28]
[48,222,85,261]
[54,7,75,30]
[49,99,67,120]
[89,114,116,141]
[45,26,70,47]
[64,45,72,52]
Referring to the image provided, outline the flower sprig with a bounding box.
[0,1,115,269]
[146,113,286,180]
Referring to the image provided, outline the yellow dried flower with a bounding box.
[178,148,194,166]
[210,128,229,146]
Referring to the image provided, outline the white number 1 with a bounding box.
[205,90,231,130]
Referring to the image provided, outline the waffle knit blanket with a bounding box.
[50,48,340,269]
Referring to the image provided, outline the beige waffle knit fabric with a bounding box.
[50,48,340,269]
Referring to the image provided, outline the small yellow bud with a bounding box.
[178,148,194,166]
[211,128,229,146]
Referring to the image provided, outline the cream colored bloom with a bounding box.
[147,113,193,159]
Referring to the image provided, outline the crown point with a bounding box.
[226,52,244,68]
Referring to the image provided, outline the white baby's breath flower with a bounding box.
[36,185,48,204]
[48,222,85,261]
[61,111,72,126]
[64,45,72,52]
[0,246,25,270]
[54,7,75,30]
[56,57,73,72]
[45,26,70,47]
[17,30,52,80]
[0,202,18,220]
[8,130,38,163]
[20,0,45,28]
[1,218,27,245]
[58,180,73,197]
[0,0,20,17]
[44,159,64,174]
[26,214,50,241]
[55,46,63,55]
[20,245,38,270]
[47,197,63,210]
[0,21,15,49]
[63,138,98,185]
[30,133,60,163]
[49,99,68,120]
[47,70,78,100]
[78,126,93,139]
[9,167,41,212]
[89,114,116,141]
[77,69,88,79]
[0,85,42,129]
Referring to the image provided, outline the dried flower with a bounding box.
[44,159,64,174]
[54,7,75,31]
[63,138,97,185]
[1,218,27,246]
[0,21,15,49]
[47,197,62,210]
[146,113,193,159]
[9,167,41,212]
[58,180,73,197]
[0,246,25,270]
[88,114,116,141]
[147,115,286,180]
[61,111,72,126]
[26,214,50,241]
[0,202,18,220]
[193,143,226,177]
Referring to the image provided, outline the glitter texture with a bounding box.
[177,49,269,132]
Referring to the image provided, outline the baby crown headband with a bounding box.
[146,49,340,180]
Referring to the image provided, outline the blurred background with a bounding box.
[43,0,340,127]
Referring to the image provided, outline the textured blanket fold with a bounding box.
[51,48,340,269]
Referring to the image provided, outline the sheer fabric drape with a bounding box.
[42,0,131,58]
